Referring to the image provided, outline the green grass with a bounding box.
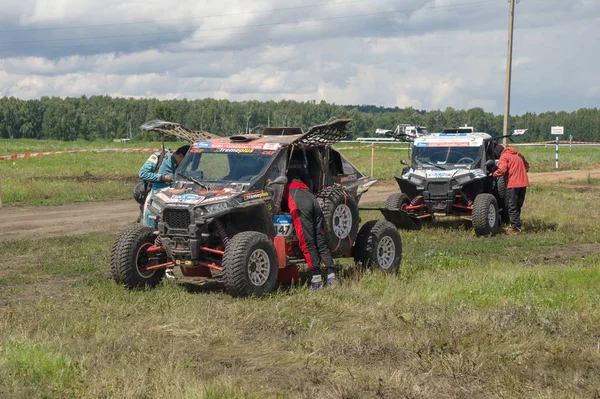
[1,184,600,398]
[1,140,599,206]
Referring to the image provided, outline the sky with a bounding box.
[0,0,598,115]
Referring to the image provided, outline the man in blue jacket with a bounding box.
[140,145,190,229]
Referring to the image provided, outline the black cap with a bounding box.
[493,144,504,158]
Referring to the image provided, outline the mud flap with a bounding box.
[359,207,422,231]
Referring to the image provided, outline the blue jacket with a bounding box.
[139,150,177,193]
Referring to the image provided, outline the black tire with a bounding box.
[317,187,360,256]
[354,220,402,273]
[495,176,509,224]
[111,226,166,289]
[222,231,279,297]
[496,176,507,201]
[386,192,410,210]
[353,220,378,263]
[472,193,500,236]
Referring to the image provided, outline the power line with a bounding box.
[0,0,498,48]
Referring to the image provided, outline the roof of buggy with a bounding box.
[190,119,353,149]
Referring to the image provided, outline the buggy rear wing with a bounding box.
[140,120,219,142]
[293,119,352,147]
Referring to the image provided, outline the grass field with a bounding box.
[0,139,161,206]
[1,181,600,398]
[1,139,599,207]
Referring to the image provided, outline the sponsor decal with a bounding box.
[190,148,204,153]
[217,148,254,153]
[166,194,205,204]
[263,143,281,150]
[202,195,232,203]
[428,171,452,178]
[196,142,211,148]
[425,141,471,147]
[274,215,293,224]
[261,150,276,156]
[243,191,269,201]
[209,142,265,150]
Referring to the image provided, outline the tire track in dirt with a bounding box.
[0,168,598,242]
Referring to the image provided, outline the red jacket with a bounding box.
[492,147,530,188]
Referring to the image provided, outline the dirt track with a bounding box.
[0,168,598,242]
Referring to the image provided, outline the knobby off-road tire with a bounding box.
[386,192,410,210]
[353,220,377,264]
[111,226,165,289]
[222,231,279,297]
[317,187,360,256]
[495,176,509,224]
[472,193,500,236]
[354,220,402,273]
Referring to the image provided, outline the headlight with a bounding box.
[409,175,423,185]
[203,201,231,215]
[149,198,164,214]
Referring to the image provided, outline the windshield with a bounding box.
[177,148,277,183]
[412,146,482,169]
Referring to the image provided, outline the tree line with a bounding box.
[0,95,598,142]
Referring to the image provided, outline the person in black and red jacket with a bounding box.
[284,163,336,290]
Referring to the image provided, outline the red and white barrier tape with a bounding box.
[336,145,408,151]
[0,148,161,161]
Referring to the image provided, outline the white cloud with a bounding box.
[0,0,598,113]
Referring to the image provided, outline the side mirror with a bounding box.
[400,159,409,166]
[267,176,288,186]
[485,159,495,172]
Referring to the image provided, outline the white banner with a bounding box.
[513,129,527,136]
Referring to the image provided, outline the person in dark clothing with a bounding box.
[492,145,530,234]
[285,165,336,289]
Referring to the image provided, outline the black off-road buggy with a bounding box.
[111,119,418,297]
[384,129,512,236]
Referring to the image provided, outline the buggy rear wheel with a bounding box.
[317,187,359,256]
[111,226,166,289]
[222,231,279,297]
[354,220,402,273]
[472,193,500,236]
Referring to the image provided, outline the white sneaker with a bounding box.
[165,268,175,279]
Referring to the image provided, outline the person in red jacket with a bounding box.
[284,164,336,290]
[492,145,530,233]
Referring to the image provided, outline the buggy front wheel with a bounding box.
[472,193,500,236]
[111,226,166,289]
[222,231,279,297]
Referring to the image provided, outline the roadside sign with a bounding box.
[513,129,527,135]
[551,126,564,169]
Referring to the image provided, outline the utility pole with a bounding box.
[502,0,517,146]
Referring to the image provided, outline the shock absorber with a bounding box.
[410,196,423,206]
[460,191,473,206]
[213,219,230,245]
